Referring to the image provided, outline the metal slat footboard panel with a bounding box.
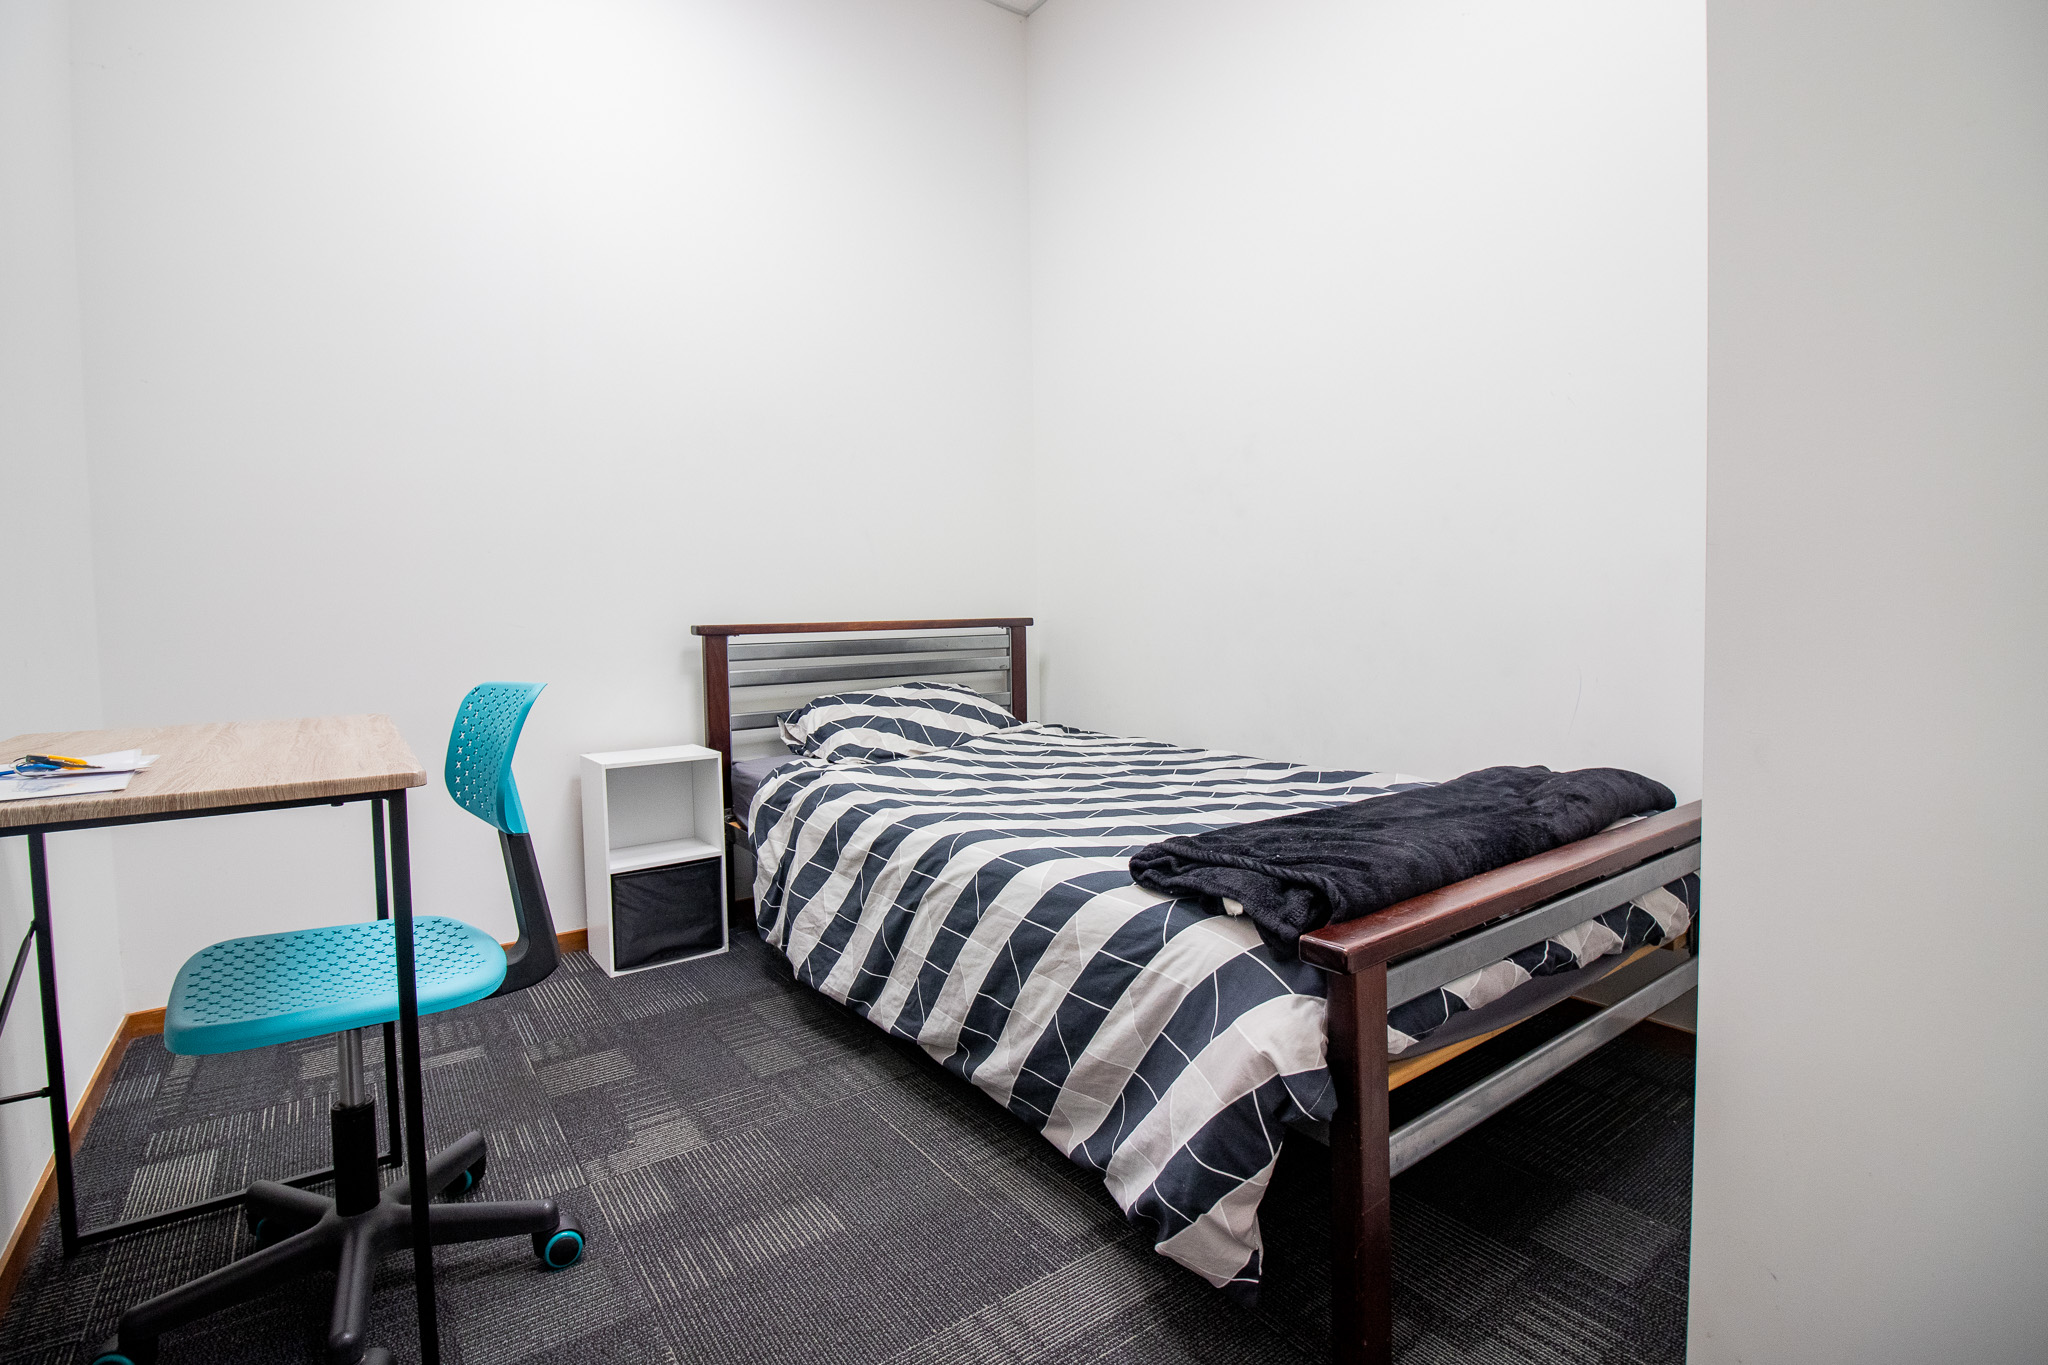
[730,655,1012,689]
[1385,844,1702,1008]
[1386,955,1698,1177]
[728,633,1007,662]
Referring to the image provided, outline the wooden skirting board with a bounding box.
[0,926,591,1320]
[0,1008,161,1319]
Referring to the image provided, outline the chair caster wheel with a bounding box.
[247,1213,311,1248]
[246,1203,312,1246]
[92,1336,155,1365]
[444,1150,487,1197]
[533,1213,586,1270]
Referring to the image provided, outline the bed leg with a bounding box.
[1327,964,1393,1365]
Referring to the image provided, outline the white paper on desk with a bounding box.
[0,770,137,801]
[8,749,157,779]
[73,749,154,774]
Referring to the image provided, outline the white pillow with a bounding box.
[777,681,1019,764]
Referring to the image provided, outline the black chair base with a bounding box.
[93,1129,585,1365]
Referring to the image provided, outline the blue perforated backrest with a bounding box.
[445,683,546,834]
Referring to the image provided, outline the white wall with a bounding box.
[63,0,1031,1006]
[0,0,128,1263]
[1025,0,1706,795]
[1693,1,2048,1359]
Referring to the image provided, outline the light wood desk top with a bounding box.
[0,715,427,831]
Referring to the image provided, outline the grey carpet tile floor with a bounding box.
[0,927,1694,1365]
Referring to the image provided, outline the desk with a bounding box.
[0,715,446,1364]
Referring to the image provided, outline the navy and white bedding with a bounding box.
[749,724,1691,1291]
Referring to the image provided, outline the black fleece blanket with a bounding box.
[1128,765,1676,958]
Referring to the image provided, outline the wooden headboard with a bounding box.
[691,617,1032,811]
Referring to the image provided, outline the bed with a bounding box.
[693,618,1701,1365]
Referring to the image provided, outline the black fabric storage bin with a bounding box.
[610,858,723,970]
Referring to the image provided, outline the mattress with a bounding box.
[748,724,1692,1292]
[731,751,801,831]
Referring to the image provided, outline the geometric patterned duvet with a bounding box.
[749,724,1690,1293]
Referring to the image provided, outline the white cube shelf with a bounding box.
[580,744,728,977]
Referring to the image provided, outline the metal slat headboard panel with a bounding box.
[691,618,1032,813]
[728,633,1006,663]
[731,653,1012,691]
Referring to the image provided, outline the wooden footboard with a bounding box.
[1299,802,1703,1365]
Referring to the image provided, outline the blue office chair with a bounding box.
[95,684,585,1365]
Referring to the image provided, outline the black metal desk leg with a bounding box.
[27,834,79,1256]
[386,790,440,1364]
[371,799,401,1161]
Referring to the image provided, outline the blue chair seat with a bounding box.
[165,917,507,1057]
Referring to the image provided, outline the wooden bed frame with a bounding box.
[691,618,1701,1365]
